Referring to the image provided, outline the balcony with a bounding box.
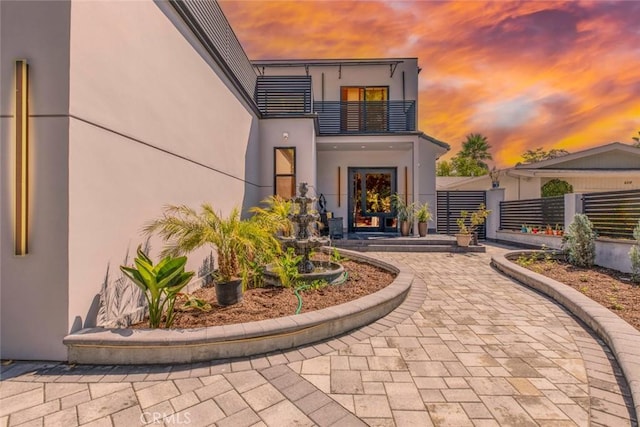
[313,101,416,135]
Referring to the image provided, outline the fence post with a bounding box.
[486,188,504,240]
[564,193,583,230]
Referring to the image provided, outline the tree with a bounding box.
[541,179,573,197]
[436,160,453,176]
[451,155,488,177]
[459,133,492,170]
[521,147,569,164]
[633,131,640,148]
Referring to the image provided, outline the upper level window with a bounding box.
[274,147,296,199]
[340,86,388,132]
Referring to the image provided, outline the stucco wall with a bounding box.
[258,118,317,201]
[0,0,71,360]
[316,149,413,224]
[66,1,262,342]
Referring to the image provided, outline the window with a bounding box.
[341,86,388,132]
[274,147,296,198]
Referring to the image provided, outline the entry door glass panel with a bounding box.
[349,168,396,232]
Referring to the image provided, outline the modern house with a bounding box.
[437,142,640,201]
[0,0,448,360]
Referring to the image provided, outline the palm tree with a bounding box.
[459,133,492,170]
[633,131,640,148]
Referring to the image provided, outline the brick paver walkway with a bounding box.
[1,245,637,426]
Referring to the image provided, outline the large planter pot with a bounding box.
[455,233,472,247]
[418,222,428,237]
[400,221,411,236]
[214,279,243,306]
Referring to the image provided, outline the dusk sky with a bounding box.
[219,0,640,167]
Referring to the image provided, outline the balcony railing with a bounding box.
[313,101,416,135]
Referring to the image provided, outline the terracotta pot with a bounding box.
[455,233,472,247]
[418,222,428,237]
[400,221,411,236]
[214,279,243,306]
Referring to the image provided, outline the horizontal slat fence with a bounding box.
[583,189,640,239]
[255,76,312,115]
[500,196,564,231]
[437,191,486,238]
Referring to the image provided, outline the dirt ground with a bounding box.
[131,253,396,329]
[523,257,639,331]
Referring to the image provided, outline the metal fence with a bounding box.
[583,189,640,239]
[436,191,486,238]
[255,76,313,115]
[500,196,565,231]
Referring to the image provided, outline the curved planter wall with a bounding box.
[64,249,413,365]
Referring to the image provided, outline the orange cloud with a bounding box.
[219,0,640,167]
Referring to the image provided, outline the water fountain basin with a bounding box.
[263,259,345,287]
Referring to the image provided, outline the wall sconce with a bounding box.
[15,59,29,255]
[282,132,289,142]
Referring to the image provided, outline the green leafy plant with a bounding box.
[144,205,280,288]
[562,213,596,268]
[391,193,416,223]
[120,245,194,328]
[249,195,294,237]
[180,293,212,312]
[541,179,573,198]
[330,247,347,263]
[629,219,640,283]
[272,247,302,288]
[415,202,433,223]
[457,204,491,235]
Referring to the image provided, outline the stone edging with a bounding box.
[64,248,413,365]
[491,250,640,422]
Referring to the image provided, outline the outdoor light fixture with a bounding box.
[15,59,29,255]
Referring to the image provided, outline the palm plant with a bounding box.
[249,195,293,236]
[144,205,280,287]
[459,133,493,170]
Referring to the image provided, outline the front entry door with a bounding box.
[348,168,397,232]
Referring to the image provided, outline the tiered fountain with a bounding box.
[264,182,344,285]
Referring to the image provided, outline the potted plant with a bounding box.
[144,204,279,306]
[391,193,415,236]
[456,204,491,247]
[415,202,432,237]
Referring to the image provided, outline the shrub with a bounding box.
[630,220,640,283]
[541,179,573,197]
[563,214,596,268]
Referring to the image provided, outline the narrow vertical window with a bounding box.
[274,147,296,198]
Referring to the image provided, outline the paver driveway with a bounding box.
[1,244,637,426]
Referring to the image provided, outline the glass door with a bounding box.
[348,168,397,232]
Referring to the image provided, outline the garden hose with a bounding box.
[294,272,349,314]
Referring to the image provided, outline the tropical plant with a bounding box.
[144,205,280,287]
[541,179,573,197]
[415,202,432,223]
[180,293,212,312]
[390,193,416,223]
[632,131,640,148]
[451,155,489,177]
[563,214,596,268]
[249,195,293,236]
[458,133,493,170]
[120,245,194,328]
[629,219,640,283]
[272,247,302,288]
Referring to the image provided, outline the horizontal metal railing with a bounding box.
[500,196,565,231]
[436,191,487,238]
[313,101,416,134]
[583,189,640,239]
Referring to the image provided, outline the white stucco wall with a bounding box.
[258,118,317,201]
[0,0,71,361]
[415,139,442,229]
[66,1,262,341]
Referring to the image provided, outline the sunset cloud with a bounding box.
[219,0,640,167]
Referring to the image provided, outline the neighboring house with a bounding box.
[437,142,640,200]
[0,1,447,360]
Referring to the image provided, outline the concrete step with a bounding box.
[332,244,486,253]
